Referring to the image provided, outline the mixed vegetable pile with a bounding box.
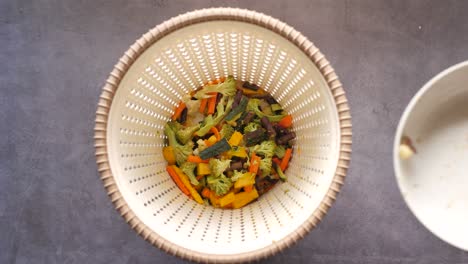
[162,76,295,209]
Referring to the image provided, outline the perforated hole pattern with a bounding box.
[94,8,351,263]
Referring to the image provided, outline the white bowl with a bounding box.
[394,61,468,251]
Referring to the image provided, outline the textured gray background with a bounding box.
[2,0,468,263]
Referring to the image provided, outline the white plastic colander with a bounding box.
[94,8,351,263]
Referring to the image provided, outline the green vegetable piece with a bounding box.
[244,122,260,133]
[225,112,243,127]
[168,121,200,145]
[274,145,286,159]
[230,170,245,182]
[220,124,235,140]
[196,115,215,137]
[271,103,282,112]
[259,157,272,177]
[209,158,231,178]
[247,98,285,122]
[225,96,248,121]
[276,164,287,181]
[199,176,207,188]
[180,162,199,185]
[194,76,237,99]
[199,138,232,160]
[164,124,194,166]
[196,96,234,137]
[244,128,267,147]
[207,174,232,196]
[251,140,276,158]
[259,100,273,115]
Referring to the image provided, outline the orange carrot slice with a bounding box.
[201,188,211,198]
[171,101,186,120]
[199,98,208,113]
[210,127,221,141]
[278,115,293,128]
[207,93,217,115]
[249,153,261,174]
[280,148,292,171]
[187,155,209,163]
[166,166,190,196]
[272,157,282,166]
[244,185,253,192]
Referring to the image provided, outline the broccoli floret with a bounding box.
[180,162,199,185]
[220,124,235,139]
[196,96,235,137]
[168,121,200,145]
[218,95,235,120]
[207,174,232,196]
[275,164,287,181]
[198,176,207,188]
[209,158,231,177]
[196,115,215,137]
[251,140,276,158]
[164,124,194,166]
[182,94,201,117]
[274,145,286,158]
[196,139,208,152]
[194,76,237,99]
[247,98,285,122]
[193,148,199,156]
[230,170,245,182]
[258,100,273,115]
[259,157,272,177]
[244,122,260,133]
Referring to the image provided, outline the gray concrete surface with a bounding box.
[2,0,468,263]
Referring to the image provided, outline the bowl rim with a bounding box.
[393,60,468,251]
[94,7,352,263]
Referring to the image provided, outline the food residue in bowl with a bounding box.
[399,135,417,160]
[162,76,295,209]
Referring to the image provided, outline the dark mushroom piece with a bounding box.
[265,95,278,105]
[241,111,255,126]
[273,124,289,136]
[242,81,259,91]
[227,161,243,171]
[277,132,296,145]
[244,128,267,146]
[178,107,188,124]
[232,89,243,108]
[260,116,276,139]
[215,92,223,105]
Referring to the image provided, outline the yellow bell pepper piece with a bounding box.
[241,87,266,96]
[206,135,217,146]
[228,131,243,146]
[234,172,256,189]
[197,163,211,175]
[162,146,176,165]
[226,147,247,158]
[219,192,235,207]
[172,166,203,204]
[209,192,220,207]
[232,188,259,209]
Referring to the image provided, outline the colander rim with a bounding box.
[94,7,352,263]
